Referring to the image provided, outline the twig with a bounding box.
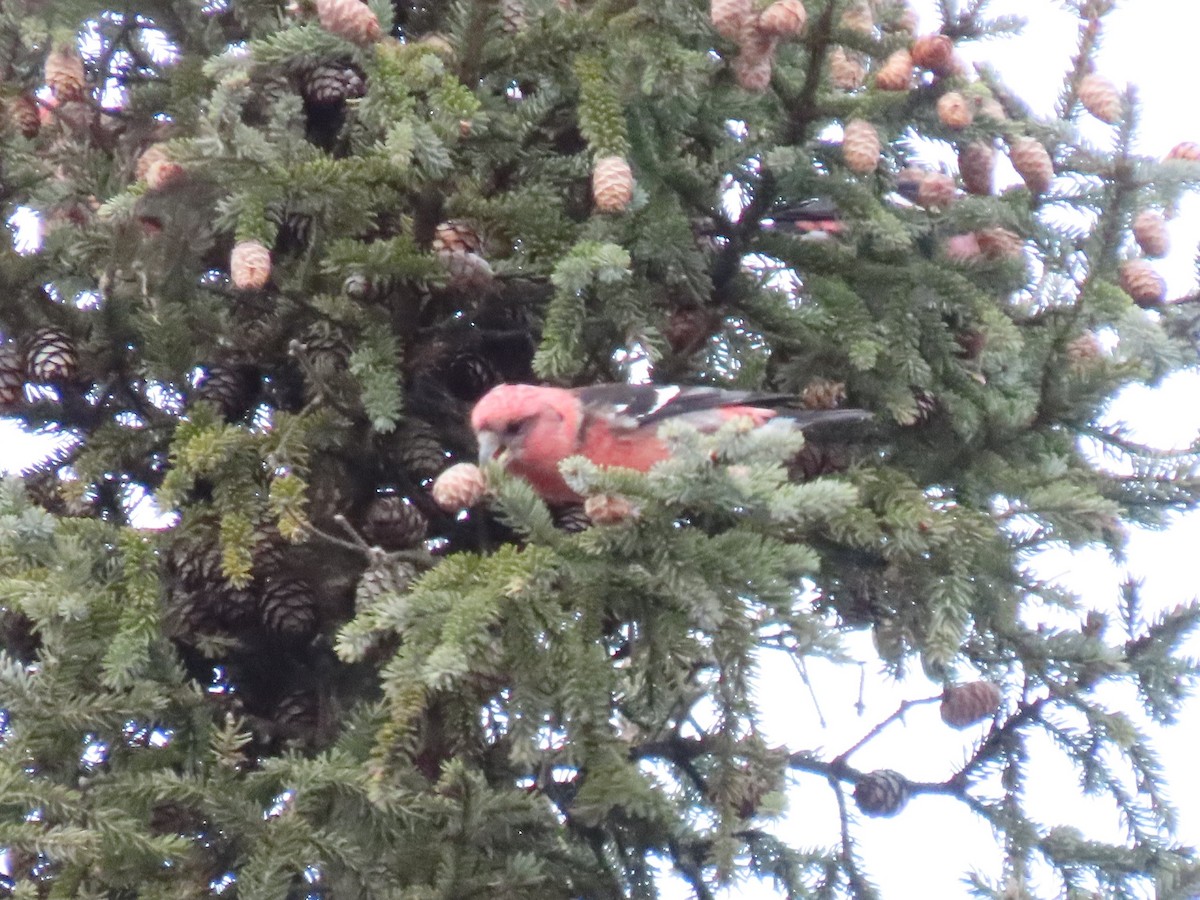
[833,694,941,765]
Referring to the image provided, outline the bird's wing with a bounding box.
[574,384,792,430]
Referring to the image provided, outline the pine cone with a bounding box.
[853,769,909,817]
[432,462,488,512]
[757,0,807,38]
[343,272,396,301]
[976,227,1023,261]
[711,0,753,40]
[445,352,499,401]
[733,51,774,92]
[231,240,272,290]
[583,493,638,525]
[260,578,318,639]
[910,33,954,74]
[828,46,866,91]
[501,0,527,33]
[135,144,170,181]
[394,430,450,483]
[356,560,417,605]
[1066,332,1104,372]
[936,92,972,130]
[364,494,429,549]
[145,157,185,191]
[958,141,995,196]
[1118,259,1165,308]
[275,689,319,734]
[438,250,494,289]
[301,323,350,374]
[0,342,26,406]
[916,172,956,209]
[193,365,261,419]
[552,504,593,533]
[842,119,881,175]
[250,521,287,575]
[592,155,635,213]
[1078,73,1121,124]
[1132,210,1170,258]
[839,1,873,35]
[1166,142,1200,162]
[303,62,366,106]
[1008,137,1053,194]
[26,328,78,383]
[7,94,40,138]
[45,44,86,100]
[316,0,382,45]
[943,233,980,263]
[432,220,483,254]
[873,49,913,91]
[800,378,847,410]
[940,680,1001,728]
[665,307,720,356]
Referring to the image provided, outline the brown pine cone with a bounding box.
[854,769,909,817]
[940,680,1001,728]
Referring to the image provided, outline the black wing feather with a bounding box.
[575,384,795,427]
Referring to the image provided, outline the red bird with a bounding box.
[470,383,868,504]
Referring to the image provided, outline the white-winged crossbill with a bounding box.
[470,382,868,503]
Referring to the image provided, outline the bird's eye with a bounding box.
[504,418,529,437]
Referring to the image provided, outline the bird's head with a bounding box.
[470,384,582,471]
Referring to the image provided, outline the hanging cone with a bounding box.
[1132,210,1170,258]
[45,44,86,100]
[842,119,881,174]
[1118,259,1166,308]
[592,155,635,212]
[916,172,956,209]
[711,0,753,40]
[1009,137,1053,194]
[976,227,1023,261]
[943,232,981,263]
[839,1,873,35]
[259,577,318,639]
[1078,73,1121,124]
[316,0,382,45]
[936,92,972,130]
[583,493,638,525]
[853,769,909,817]
[1166,142,1200,162]
[958,141,995,195]
[800,378,847,410]
[394,426,450,482]
[431,462,488,511]
[0,343,25,406]
[364,494,429,549]
[733,50,774,92]
[940,680,1001,728]
[828,46,866,90]
[500,0,527,32]
[193,365,260,419]
[438,249,494,288]
[757,0,807,38]
[873,49,913,91]
[230,240,272,290]
[432,220,484,254]
[26,328,78,383]
[7,95,40,138]
[552,504,593,532]
[303,62,366,106]
[1066,332,1104,373]
[910,33,954,74]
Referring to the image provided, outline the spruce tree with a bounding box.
[1,0,1199,896]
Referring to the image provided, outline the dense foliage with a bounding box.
[0,0,1198,896]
